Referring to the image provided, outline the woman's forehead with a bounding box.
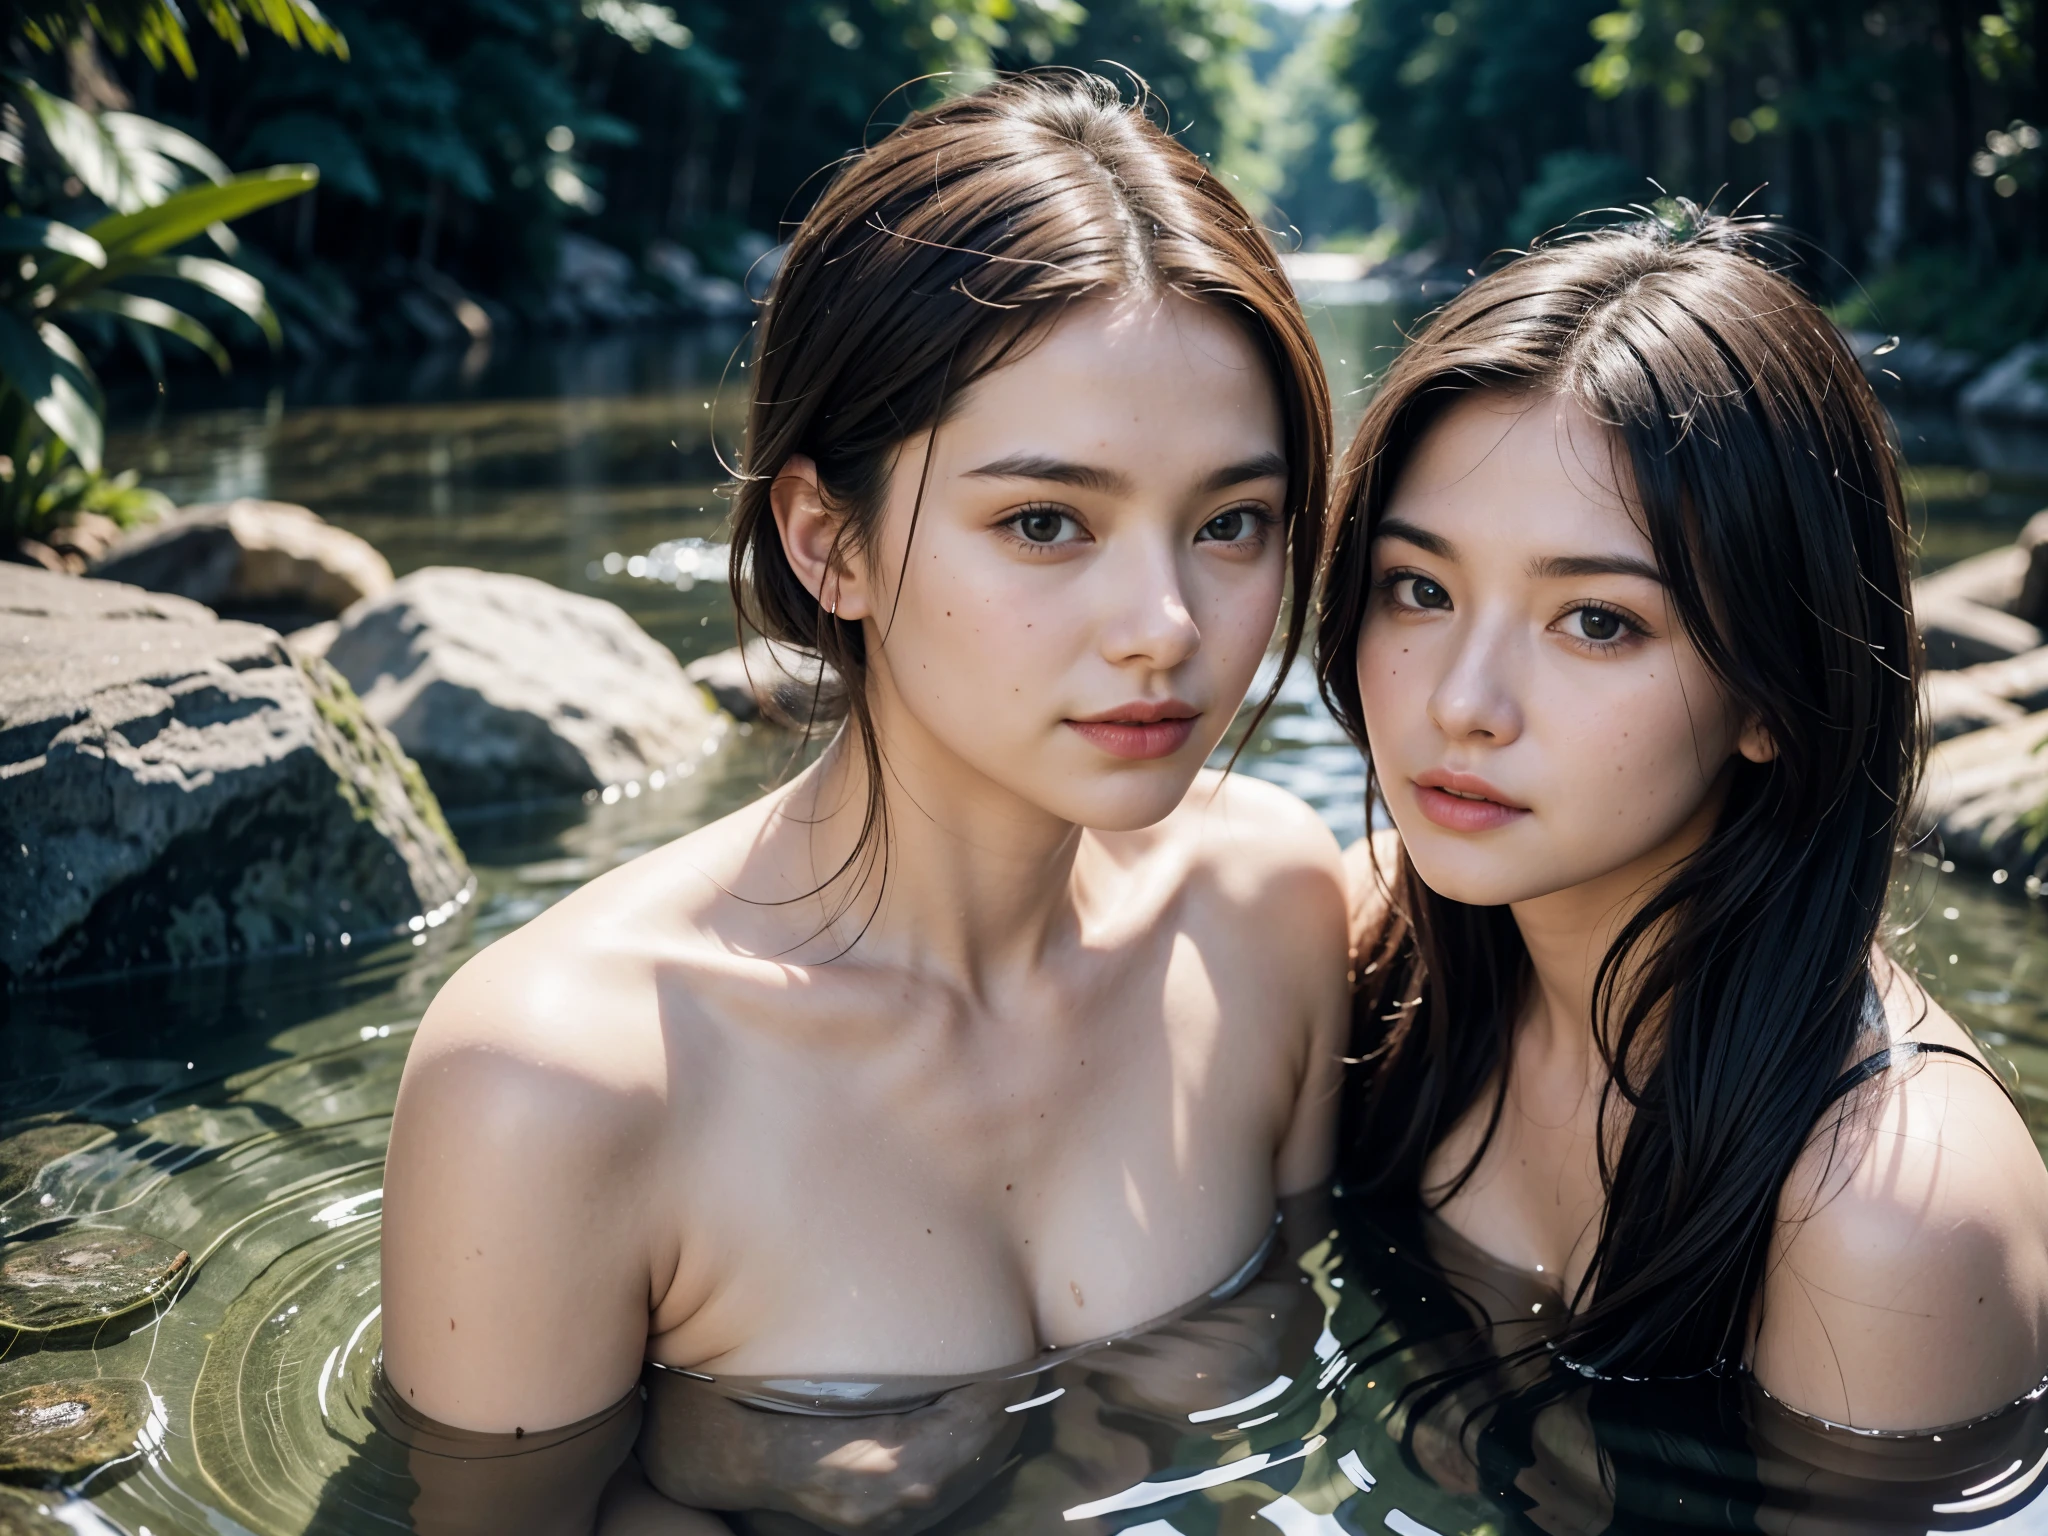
[1383,391,1647,553]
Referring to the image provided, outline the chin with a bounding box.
[1043,767,1204,832]
[1395,826,1566,909]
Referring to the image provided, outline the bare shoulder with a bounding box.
[381,812,765,1431]
[1341,828,1404,960]
[1754,960,2048,1431]
[1172,767,1346,888]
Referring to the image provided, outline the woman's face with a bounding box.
[805,294,1290,832]
[1356,391,1765,913]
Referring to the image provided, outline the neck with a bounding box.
[1507,786,1728,1070]
[775,693,1091,996]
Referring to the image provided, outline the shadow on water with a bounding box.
[5,321,2048,1531]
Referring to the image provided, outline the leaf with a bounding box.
[0,219,105,268]
[103,112,231,185]
[0,311,102,472]
[131,255,281,345]
[85,167,319,269]
[73,292,230,371]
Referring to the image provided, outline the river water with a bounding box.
[7,308,2048,1534]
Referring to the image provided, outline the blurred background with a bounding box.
[11,0,2046,382]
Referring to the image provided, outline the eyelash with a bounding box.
[997,503,1088,554]
[1372,569,1650,650]
[996,501,1279,553]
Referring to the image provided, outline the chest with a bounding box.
[650,945,1301,1374]
[1424,1067,1613,1296]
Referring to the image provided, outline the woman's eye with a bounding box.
[1197,507,1260,543]
[1404,576,1451,610]
[1009,508,1078,545]
[1563,606,1630,643]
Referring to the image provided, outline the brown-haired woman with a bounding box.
[1319,210,2048,1434]
[379,71,1350,1530]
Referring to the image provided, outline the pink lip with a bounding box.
[1066,702,1200,761]
[1411,769,1530,832]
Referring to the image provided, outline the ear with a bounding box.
[769,455,871,621]
[1736,715,1777,765]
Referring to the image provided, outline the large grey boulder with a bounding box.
[322,567,726,808]
[1927,645,2048,740]
[1919,708,2048,877]
[92,499,393,631]
[1913,531,2048,668]
[0,566,468,984]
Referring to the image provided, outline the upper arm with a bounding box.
[381,947,669,1434]
[1754,1053,2048,1430]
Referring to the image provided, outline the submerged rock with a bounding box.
[0,1122,113,1204]
[0,1484,67,1535]
[0,1379,150,1479]
[0,566,468,983]
[323,567,725,807]
[93,499,393,633]
[0,1231,187,1333]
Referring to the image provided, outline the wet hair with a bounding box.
[1313,208,1920,1379]
[727,69,1331,919]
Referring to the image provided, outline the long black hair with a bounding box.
[1313,209,1921,1379]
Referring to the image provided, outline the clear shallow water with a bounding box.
[6,322,2048,1532]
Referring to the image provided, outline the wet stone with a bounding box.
[0,1378,148,1480]
[0,1231,188,1333]
[0,1484,68,1535]
[0,1123,113,1204]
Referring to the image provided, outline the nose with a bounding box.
[1098,540,1201,673]
[1426,615,1524,745]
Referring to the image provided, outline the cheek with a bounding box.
[1541,655,1735,822]
[1355,612,1427,726]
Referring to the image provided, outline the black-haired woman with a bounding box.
[1320,210,2048,1432]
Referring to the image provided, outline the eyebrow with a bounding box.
[960,450,1287,498]
[962,454,1132,494]
[1375,517,1664,584]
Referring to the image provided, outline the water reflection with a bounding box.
[6,325,2046,1532]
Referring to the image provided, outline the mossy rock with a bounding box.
[0,1484,68,1535]
[0,1231,188,1334]
[0,1378,148,1480]
[0,1123,113,1204]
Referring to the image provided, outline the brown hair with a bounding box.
[1313,210,1920,1379]
[728,69,1331,915]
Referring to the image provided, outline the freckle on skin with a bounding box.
[449,1319,456,1330]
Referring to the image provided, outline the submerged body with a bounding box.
[380,71,1348,1533]
[1320,224,2048,1435]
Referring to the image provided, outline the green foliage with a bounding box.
[1344,0,2048,331]
[1340,0,1610,255]
[1224,2,1380,241]
[0,59,316,541]
[9,0,346,75]
[1834,252,2048,358]
[1507,148,1641,245]
[100,0,1257,342]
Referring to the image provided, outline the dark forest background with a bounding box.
[22,0,2048,359]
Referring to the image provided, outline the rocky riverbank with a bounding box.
[1916,509,2048,884]
[1,500,766,987]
